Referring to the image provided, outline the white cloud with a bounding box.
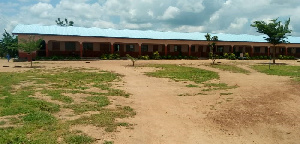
[1,0,300,39]
[158,6,180,20]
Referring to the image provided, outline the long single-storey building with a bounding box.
[12,24,300,60]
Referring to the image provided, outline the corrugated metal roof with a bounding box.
[12,24,300,43]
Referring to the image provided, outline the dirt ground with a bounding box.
[1,59,300,144]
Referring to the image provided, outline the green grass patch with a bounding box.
[210,64,250,74]
[186,84,198,87]
[0,121,6,125]
[202,83,238,91]
[104,141,114,144]
[41,89,73,104]
[71,106,136,132]
[64,134,95,144]
[145,64,219,83]
[251,65,300,81]
[0,68,134,143]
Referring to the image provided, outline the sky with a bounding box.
[1,0,300,39]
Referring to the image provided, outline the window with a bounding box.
[288,48,292,54]
[65,42,76,51]
[174,45,181,52]
[52,42,60,51]
[126,44,135,52]
[114,44,120,52]
[83,43,93,51]
[254,47,260,53]
[141,45,148,52]
[217,46,224,52]
[265,47,268,54]
[191,45,195,52]
[296,48,300,53]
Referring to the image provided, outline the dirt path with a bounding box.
[99,60,300,144]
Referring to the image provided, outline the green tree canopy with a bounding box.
[251,18,292,63]
[56,18,74,26]
[0,30,18,57]
[18,35,42,67]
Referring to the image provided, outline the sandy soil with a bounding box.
[1,59,300,144]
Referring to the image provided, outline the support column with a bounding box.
[250,46,253,57]
[164,45,167,56]
[188,45,191,56]
[45,43,49,57]
[231,45,234,53]
[285,47,288,55]
[80,43,83,57]
[111,43,114,54]
[138,44,141,56]
[268,46,270,56]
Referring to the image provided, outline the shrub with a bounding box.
[244,53,250,59]
[152,51,160,60]
[167,55,172,59]
[228,53,236,60]
[223,53,229,59]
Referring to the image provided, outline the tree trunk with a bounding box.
[273,45,276,64]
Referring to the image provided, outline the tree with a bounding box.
[0,30,18,58]
[18,35,42,67]
[205,33,219,64]
[251,18,292,64]
[126,54,137,66]
[55,18,74,26]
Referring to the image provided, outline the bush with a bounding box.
[139,55,150,60]
[228,53,236,60]
[152,51,160,60]
[223,53,229,59]
[244,53,250,59]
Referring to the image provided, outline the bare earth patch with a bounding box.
[1,59,299,144]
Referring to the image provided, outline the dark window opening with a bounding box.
[191,45,195,52]
[174,45,181,52]
[114,44,120,52]
[83,43,93,51]
[126,44,135,52]
[52,42,60,51]
[296,48,300,53]
[141,45,148,52]
[254,47,260,53]
[65,42,76,51]
[217,46,224,52]
[265,47,268,54]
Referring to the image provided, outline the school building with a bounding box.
[12,24,300,60]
